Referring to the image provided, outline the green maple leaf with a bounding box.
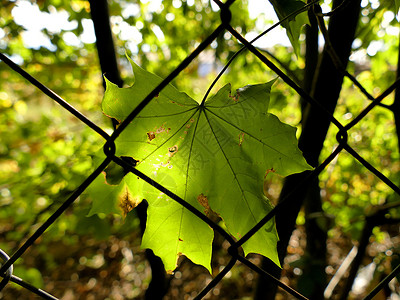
[99,58,312,273]
[269,0,309,56]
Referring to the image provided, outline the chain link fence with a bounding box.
[1,0,400,299]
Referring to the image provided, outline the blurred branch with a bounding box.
[324,246,358,298]
[338,209,400,300]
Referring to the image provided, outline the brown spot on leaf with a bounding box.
[156,125,167,134]
[148,124,170,141]
[171,101,185,107]
[229,91,240,102]
[168,145,178,157]
[179,238,183,242]
[119,187,140,216]
[197,193,212,216]
[147,131,156,141]
[197,193,209,209]
[264,168,276,178]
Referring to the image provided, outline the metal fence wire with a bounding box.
[1,0,400,299]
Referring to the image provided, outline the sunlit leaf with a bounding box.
[100,58,312,272]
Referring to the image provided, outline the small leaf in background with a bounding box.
[269,0,309,56]
[75,213,112,240]
[100,58,312,273]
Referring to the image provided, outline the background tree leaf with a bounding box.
[101,60,312,272]
[268,0,309,56]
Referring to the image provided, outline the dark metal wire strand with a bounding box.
[225,25,344,131]
[111,25,225,140]
[194,257,237,299]
[0,249,13,291]
[10,275,59,300]
[363,262,400,300]
[234,145,343,248]
[201,0,321,105]
[343,144,400,196]
[112,156,236,245]
[2,2,400,299]
[345,78,400,130]
[0,52,110,141]
[237,255,309,300]
[0,157,112,274]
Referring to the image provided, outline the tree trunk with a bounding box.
[88,0,123,89]
[298,177,327,299]
[254,1,361,298]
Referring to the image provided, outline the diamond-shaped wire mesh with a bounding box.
[1,0,400,299]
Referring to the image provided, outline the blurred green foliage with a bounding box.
[1,0,400,297]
